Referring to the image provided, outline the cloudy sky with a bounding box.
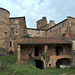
[0,0,75,28]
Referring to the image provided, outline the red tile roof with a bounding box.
[18,37,72,45]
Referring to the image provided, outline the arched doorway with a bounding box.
[56,58,71,68]
[62,33,65,37]
[34,60,44,69]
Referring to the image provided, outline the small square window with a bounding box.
[62,23,64,27]
[10,27,14,34]
[13,19,15,22]
[37,30,40,34]
[50,29,52,32]
[5,32,7,35]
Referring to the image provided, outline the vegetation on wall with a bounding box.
[21,34,31,38]
[28,52,41,66]
[43,50,50,67]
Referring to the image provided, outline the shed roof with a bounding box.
[18,37,72,45]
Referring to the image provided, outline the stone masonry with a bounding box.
[0,8,75,68]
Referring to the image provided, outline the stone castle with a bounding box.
[0,8,75,69]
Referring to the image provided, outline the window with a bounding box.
[49,64,51,67]
[10,27,14,34]
[5,32,7,38]
[50,29,52,32]
[35,46,39,56]
[56,46,63,55]
[5,32,7,35]
[10,41,12,47]
[37,30,40,34]
[13,19,15,22]
[62,23,64,27]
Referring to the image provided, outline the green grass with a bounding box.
[0,54,75,75]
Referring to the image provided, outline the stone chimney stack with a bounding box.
[37,17,47,29]
[65,29,69,38]
[49,20,55,27]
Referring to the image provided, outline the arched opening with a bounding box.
[56,58,71,68]
[34,60,44,69]
[62,33,65,37]
[35,46,39,56]
[55,46,63,55]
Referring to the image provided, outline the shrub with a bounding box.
[21,35,31,38]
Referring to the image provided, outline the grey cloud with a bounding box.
[0,0,75,28]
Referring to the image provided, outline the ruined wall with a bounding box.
[20,44,72,68]
[48,44,71,55]
[47,44,72,68]
[21,45,44,60]
[27,28,46,37]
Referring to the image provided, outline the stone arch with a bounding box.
[56,58,71,68]
[34,60,44,69]
[62,33,65,37]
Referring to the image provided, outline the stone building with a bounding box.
[18,37,72,68]
[0,8,75,68]
[0,8,27,54]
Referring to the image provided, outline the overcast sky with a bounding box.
[0,0,75,28]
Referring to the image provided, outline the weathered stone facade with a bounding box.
[18,41,72,68]
[0,8,27,53]
[0,8,75,68]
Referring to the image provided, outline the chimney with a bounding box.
[49,20,55,27]
[37,17,47,29]
[42,17,46,21]
[67,16,71,18]
[65,29,69,38]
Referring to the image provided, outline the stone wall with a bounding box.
[46,19,68,37]
[67,17,75,37]
[48,44,71,55]
[0,8,10,51]
[9,17,28,52]
[21,45,44,60]
[20,44,72,68]
[27,28,46,37]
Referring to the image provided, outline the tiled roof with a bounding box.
[18,37,72,45]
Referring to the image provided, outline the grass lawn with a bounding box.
[0,54,75,75]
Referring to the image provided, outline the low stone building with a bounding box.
[18,37,73,69]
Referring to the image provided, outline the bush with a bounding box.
[21,35,31,38]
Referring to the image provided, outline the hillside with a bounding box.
[0,54,75,75]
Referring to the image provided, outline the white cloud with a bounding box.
[0,0,75,28]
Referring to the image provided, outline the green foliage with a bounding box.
[0,54,75,75]
[21,35,31,38]
[43,50,50,67]
[27,56,41,66]
[28,52,32,58]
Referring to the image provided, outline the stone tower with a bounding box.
[37,17,47,29]
[0,8,10,50]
